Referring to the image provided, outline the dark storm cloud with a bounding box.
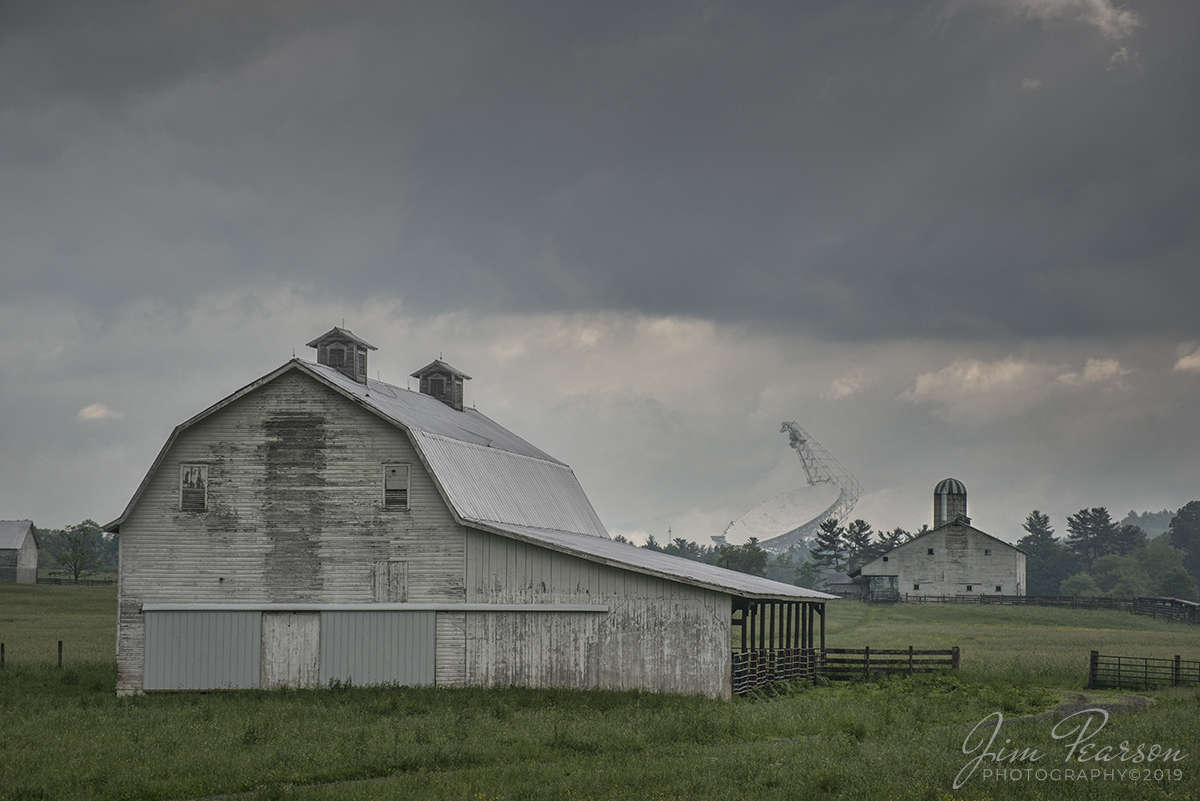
[2,1,1197,342]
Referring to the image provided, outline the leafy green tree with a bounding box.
[1088,555,1149,598]
[715,538,768,577]
[1154,567,1199,601]
[1167,501,1200,587]
[1059,573,1101,597]
[811,518,847,572]
[1065,507,1118,561]
[795,560,824,590]
[51,520,105,583]
[1016,510,1077,596]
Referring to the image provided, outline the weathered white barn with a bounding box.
[106,328,833,697]
[854,479,1026,600]
[0,520,39,584]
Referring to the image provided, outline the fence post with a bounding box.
[864,645,870,679]
[1175,655,1182,687]
[909,644,914,675]
[1088,651,1099,688]
[951,646,960,671]
[58,641,62,668]
[1,642,4,670]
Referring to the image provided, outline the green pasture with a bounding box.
[2,584,1199,801]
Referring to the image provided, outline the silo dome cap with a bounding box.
[935,478,967,495]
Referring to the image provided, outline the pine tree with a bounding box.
[1017,510,1077,595]
[811,518,847,572]
[1065,507,1118,561]
[843,519,875,570]
[1168,501,1200,587]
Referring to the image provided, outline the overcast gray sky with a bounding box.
[2,0,1197,545]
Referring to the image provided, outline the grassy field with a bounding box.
[2,585,1199,801]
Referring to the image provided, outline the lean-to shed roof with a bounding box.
[0,520,37,550]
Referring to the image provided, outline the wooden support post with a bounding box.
[801,602,808,651]
[864,645,870,679]
[759,602,766,652]
[740,605,747,652]
[818,603,825,652]
[748,603,756,652]
[807,604,814,649]
[768,602,776,651]
[951,646,960,671]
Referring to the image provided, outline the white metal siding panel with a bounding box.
[143,611,261,691]
[435,611,467,687]
[320,611,435,686]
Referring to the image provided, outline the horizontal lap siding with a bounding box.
[118,371,466,692]
[464,529,731,697]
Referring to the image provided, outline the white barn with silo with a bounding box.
[106,328,833,697]
[853,479,1026,600]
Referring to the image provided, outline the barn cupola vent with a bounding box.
[411,359,471,411]
[306,327,377,384]
[934,478,968,528]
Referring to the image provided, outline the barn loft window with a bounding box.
[913,583,920,590]
[882,556,888,562]
[328,346,345,367]
[967,585,973,592]
[180,465,208,511]
[984,549,991,555]
[384,464,410,509]
[927,548,934,555]
[995,585,1002,592]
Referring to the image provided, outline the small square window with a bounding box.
[927,548,934,555]
[995,585,1002,592]
[882,556,889,562]
[384,464,409,509]
[967,585,973,592]
[984,549,991,556]
[913,583,920,590]
[180,464,208,511]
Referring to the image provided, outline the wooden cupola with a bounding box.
[411,359,471,411]
[306,327,377,384]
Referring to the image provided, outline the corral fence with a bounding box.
[731,648,824,696]
[1088,650,1200,690]
[36,577,115,586]
[888,594,1199,626]
[825,645,959,681]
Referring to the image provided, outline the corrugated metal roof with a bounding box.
[470,520,837,602]
[0,520,36,550]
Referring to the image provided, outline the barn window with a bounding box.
[967,585,973,592]
[913,583,920,590]
[882,556,888,562]
[927,548,934,555]
[384,464,409,509]
[328,346,345,367]
[995,585,1002,592]
[429,376,445,397]
[984,549,991,556]
[180,465,208,511]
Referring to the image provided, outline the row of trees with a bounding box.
[621,500,1200,601]
[35,520,116,582]
[1019,502,1200,600]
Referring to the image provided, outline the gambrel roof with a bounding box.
[105,359,833,602]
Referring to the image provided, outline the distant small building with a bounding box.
[826,571,867,599]
[0,520,39,584]
[854,479,1025,599]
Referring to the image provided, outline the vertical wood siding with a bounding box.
[118,370,465,692]
[261,612,321,689]
[463,529,732,698]
[319,611,435,686]
[144,611,261,690]
[436,611,467,687]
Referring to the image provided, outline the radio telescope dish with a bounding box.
[717,422,862,552]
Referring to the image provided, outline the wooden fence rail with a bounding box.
[1088,651,1200,690]
[824,645,959,681]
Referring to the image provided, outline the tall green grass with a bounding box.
[3,586,1200,799]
